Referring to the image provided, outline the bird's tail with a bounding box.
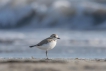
[29,45,36,48]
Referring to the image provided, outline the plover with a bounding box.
[29,34,60,59]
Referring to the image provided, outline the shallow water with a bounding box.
[0,29,106,59]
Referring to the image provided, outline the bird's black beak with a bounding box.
[57,38,60,39]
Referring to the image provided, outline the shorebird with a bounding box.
[29,34,60,59]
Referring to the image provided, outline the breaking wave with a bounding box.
[0,0,106,30]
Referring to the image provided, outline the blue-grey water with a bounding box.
[0,0,106,30]
[0,29,106,59]
[0,0,106,59]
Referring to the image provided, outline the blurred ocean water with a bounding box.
[0,0,106,58]
[0,0,106,29]
[0,29,106,58]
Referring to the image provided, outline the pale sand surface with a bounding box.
[0,58,106,71]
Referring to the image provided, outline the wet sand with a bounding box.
[0,58,106,71]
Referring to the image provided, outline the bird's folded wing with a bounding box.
[36,38,53,46]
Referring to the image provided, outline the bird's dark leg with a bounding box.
[46,50,49,59]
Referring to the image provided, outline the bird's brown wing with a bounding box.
[36,38,53,46]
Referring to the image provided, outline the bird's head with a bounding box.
[50,34,60,40]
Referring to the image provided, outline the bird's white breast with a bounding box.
[37,40,57,50]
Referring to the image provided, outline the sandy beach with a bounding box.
[0,58,106,71]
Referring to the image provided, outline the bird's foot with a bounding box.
[45,58,51,60]
[46,58,49,60]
